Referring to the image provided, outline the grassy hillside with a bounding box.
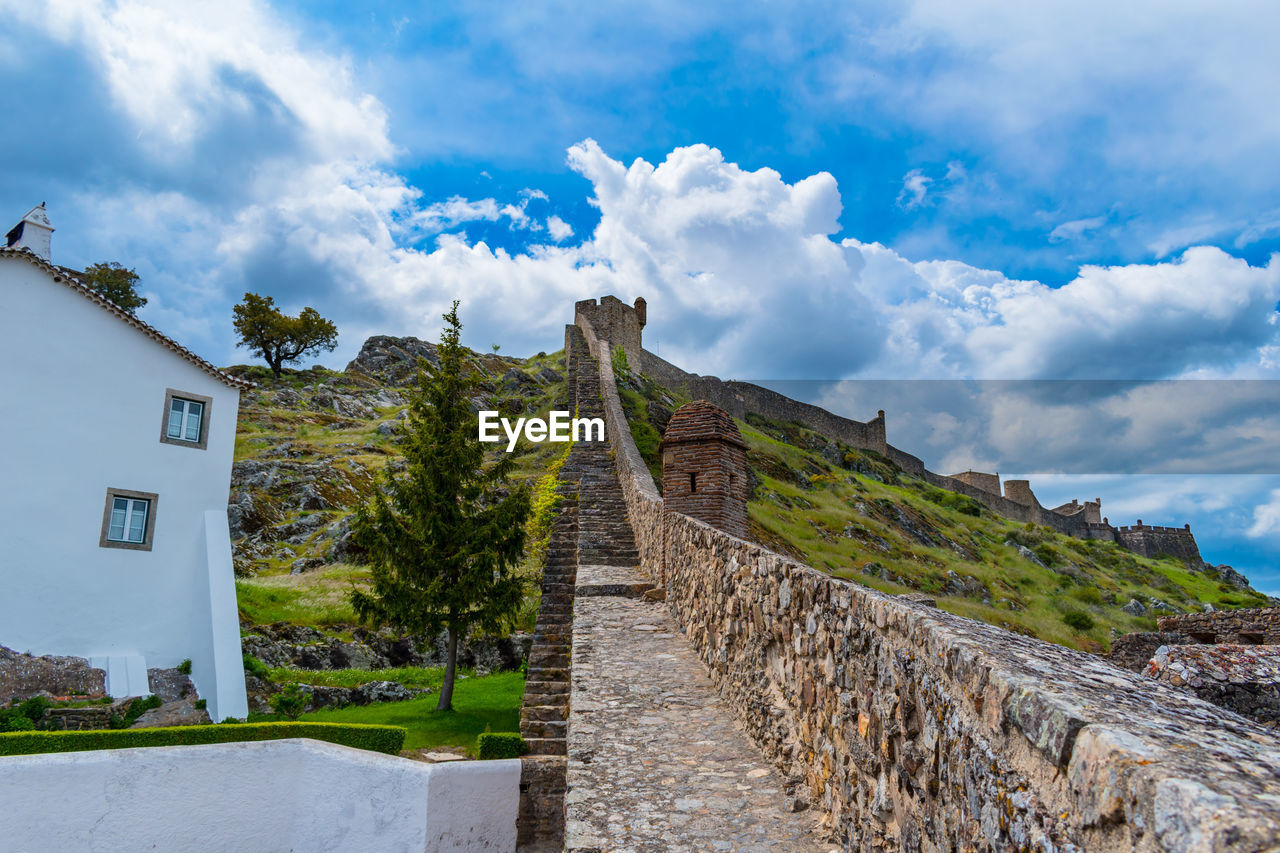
[737,412,1272,651]
[227,341,569,633]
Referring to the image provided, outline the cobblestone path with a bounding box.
[567,564,832,852]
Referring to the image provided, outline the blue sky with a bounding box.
[2,0,1279,589]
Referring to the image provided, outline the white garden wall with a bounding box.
[0,739,522,852]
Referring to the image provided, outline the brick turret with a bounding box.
[660,401,749,539]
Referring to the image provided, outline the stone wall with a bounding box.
[573,305,1280,851]
[1109,632,1189,672]
[1158,607,1280,644]
[1147,645,1280,726]
[1117,524,1203,563]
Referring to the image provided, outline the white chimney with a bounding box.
[5,203,54,261]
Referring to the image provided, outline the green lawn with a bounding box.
[251,670,525,755]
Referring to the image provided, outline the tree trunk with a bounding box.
[437,625,458,711]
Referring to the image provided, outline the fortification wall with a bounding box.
[1117,524,1202,563]
[1147,644,1280,726]
[574,308,1280,851]
[637,346,1136,547]
[951,470,1001,495]
[1158,607,1280,644]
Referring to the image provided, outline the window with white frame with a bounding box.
[160,389,211,449]
[100,488,158,551]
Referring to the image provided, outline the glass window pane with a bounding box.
[109,502,126,541]
[185,402,203,441]
[128,501,147,542]
[167,400,184,438]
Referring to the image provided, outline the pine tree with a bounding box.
[351,302,530,711]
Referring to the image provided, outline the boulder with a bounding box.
[0,646,105,702]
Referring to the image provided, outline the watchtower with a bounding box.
[660,401,749,539]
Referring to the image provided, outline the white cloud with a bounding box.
[546,215,574,241]
[1248,489,1280,538]
[1049,215,1107,243]
[897,169,931,210]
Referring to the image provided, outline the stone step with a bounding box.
[521,719,568,739]
[521,705,568,723]
[523,738,567,757]
[524,680,570,695]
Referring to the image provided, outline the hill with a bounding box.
[227,335,1271,653]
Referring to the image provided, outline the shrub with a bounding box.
[1062,611,1095,631]
[0,722,406,757]
[109,695,162,730]
[242,654,271,680]
[476,731,528,760]
[1071,586,1103,605]
[177,659,193,675]
[270,683,308,721]
[194,699,207,710]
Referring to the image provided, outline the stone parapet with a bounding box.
[573,301,1280,851]
[1159,607,1280,644]
[1148,644,1280,726]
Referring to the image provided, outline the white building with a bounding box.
[0,205,250,721]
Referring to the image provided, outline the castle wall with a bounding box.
[1147,644,1280,726]
[950,470,1001,495]
[1158,607,1280,644]
[1116,524,1202,563]
[573,306,1280,852]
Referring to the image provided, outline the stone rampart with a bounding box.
[1158,607,1280,644]
[1117,524,1203,563]
[1147,645,1280,726]
[574,306,1280,851]
[1109,632,1190,672]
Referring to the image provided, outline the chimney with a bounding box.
[5,203,54,261]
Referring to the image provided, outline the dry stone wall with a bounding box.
[1158,607,1280,644]
[574,307,1280,851]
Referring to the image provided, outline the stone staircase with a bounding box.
[519,499,577,756]
[517,328,644,849]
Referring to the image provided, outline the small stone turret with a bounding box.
[660,401,749,539]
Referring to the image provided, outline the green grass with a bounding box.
[737,413,1270,651]
[236,564,369,626]
[266,666,453,689]
[252,671,525,754]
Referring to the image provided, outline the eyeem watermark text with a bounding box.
[479,410,605,452]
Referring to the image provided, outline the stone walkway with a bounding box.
[567,565,832,852]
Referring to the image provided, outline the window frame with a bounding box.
[159,388,212,450]
[99,488,159,551]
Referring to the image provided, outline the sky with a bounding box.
[2,0,1278,590]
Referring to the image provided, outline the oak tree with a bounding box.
[232,292,338,379]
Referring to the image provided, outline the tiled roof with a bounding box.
[1,247,253,390]
[660,400,746,448]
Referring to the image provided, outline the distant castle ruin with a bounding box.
[574,294,1203,563]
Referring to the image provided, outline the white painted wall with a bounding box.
[0,739,522,852]
[0,254,247,720]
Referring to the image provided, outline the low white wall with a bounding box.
[0,739,520,852]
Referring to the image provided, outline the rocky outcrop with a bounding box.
[0,645,105,701]
[240,623,532,675]
[345,336,441,385]
[242,675,431,714]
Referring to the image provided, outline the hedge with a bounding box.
[476,731,527,760]
[0,722,406,757]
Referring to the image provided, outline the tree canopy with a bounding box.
[232,292,338,379]
[83,262,146,315]
[350,302,531,711]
